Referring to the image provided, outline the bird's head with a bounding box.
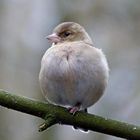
[46,22,93,45]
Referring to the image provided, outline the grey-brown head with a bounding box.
[46,22,93,45]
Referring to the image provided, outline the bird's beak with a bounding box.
[46,33,61,44]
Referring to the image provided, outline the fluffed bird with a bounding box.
[39,22,109,122]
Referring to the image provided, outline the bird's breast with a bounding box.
[39,43,109,108]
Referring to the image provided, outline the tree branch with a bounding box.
[0,89,140,139]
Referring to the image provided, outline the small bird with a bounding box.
[39,22,109,116]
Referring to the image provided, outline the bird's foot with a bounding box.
[67,106,80,115]
[67,107,88,132]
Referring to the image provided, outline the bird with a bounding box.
[39,22,109,117]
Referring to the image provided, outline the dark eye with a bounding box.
[63,31,71,37]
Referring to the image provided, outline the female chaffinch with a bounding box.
[39,22,109,115]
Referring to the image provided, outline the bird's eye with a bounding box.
[63,31,71,37]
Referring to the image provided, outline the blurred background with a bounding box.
[0,0,140,140]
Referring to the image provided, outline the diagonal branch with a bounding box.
[0,89,140,139]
